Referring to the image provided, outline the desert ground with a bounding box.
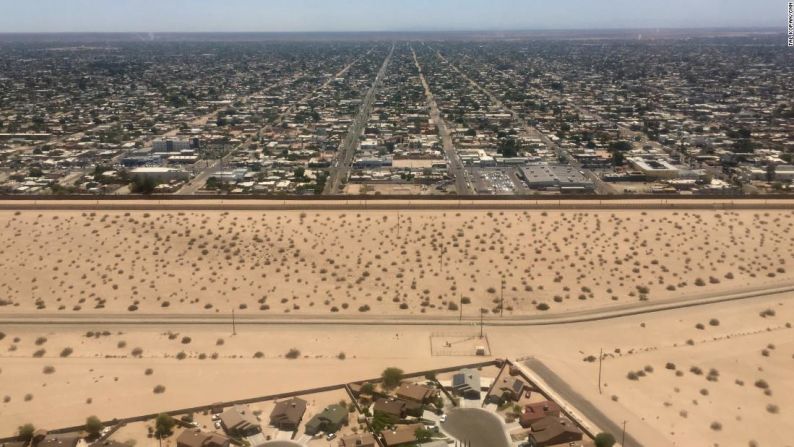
[1,203,793,447]
[1,208,793,317]
[1,291,791,446]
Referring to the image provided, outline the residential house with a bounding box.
[519,401,561,428]
[219,406,260,436]
[338,433,377,447]
[528,417,583,447]
[36,436,81,447]
[373,398,422,423]
[395,382,437,404]
[304,404,348,436]
[381,423,423,447]
[269,397,307,431]
[176,429,230,447]
[486,376,526,404]
[451,368,481,399]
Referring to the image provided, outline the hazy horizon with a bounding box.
[0,0,785,33]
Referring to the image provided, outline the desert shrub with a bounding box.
[709,318,720,326]
[42,366,55,374]
[60,347,73,357]
[153,385,166,394]
[175,352,187,360]
[181,336,191,344]
[131,347,143,357]
[536,303,550,311]
[337,352,346,360]
[32,349,45,358]
[145,368,154,375]
[285,348,300,359]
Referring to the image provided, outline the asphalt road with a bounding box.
[523,358,641,447]
[3,282,792,327]
[411,46,474,195]
[443,408,511,447]
[325,44,395,194]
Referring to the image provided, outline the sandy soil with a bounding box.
[1,206,793,446]
[1,291,792,446]
[1,209,793,317]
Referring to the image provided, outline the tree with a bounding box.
[595,432,617,447]
[18,424,35,443]
[381,367,404,389]
[415,427,433,443]
[360,383,375,395]
[85,416,103,438]
[370,411,391,433]
[766,164,776,183]
[131,176,158,195]
[611,150,625,166]
[154,414,175,439]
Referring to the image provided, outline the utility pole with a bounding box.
[479,311,484,339]
[459,293,463,321]
[598,348,603,394]
[622,420,627,446]
[500,278,504,318]
[397,212,400,237]
[232,308,237,336]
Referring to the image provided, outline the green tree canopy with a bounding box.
[381,367,404,389]
[154,414,175,439]
[18,424,35,442]
[594,432,616,447]
[85,416,103,437]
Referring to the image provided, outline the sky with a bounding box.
[0,0,785,33]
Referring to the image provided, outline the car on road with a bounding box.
[326,433,336,441]
[439,414,447,423]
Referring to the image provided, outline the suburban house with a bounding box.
[373,397,422,422]
[380,423,423,447]
[269,397,307,431]
[527,417,583,447]
[451,368,481,399]
[304,404,349,435]
[176,429,230,447]
[36,436,81,447]
[395,382,437,403]
[337,433,377,447]
[519,401,561,428]
[486,376,527,404]
[219,406,260,436]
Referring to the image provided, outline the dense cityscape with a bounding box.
[1,6,793,446]
[1,33,792,196]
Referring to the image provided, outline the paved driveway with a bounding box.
[442,408,511,447]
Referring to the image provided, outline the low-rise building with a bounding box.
[304,404,348,436]
[269,397,307,431]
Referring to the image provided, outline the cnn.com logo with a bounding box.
[789,2,794,46]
